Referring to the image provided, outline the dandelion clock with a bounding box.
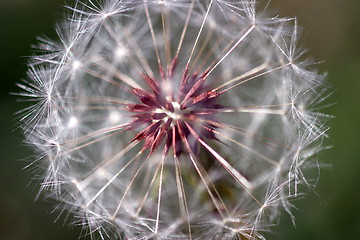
[18,0,330,239]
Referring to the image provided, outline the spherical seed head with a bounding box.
[18,0,330,239]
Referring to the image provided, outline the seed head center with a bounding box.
[155,101,187,121]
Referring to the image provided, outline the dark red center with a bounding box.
[124,58,224,157]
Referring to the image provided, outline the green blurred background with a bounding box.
[0,0,359,239]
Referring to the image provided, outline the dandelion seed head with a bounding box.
[18,0,330,239]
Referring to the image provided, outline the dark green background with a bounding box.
[0,0,359,239]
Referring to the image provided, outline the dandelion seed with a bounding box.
[18,0,330,239]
